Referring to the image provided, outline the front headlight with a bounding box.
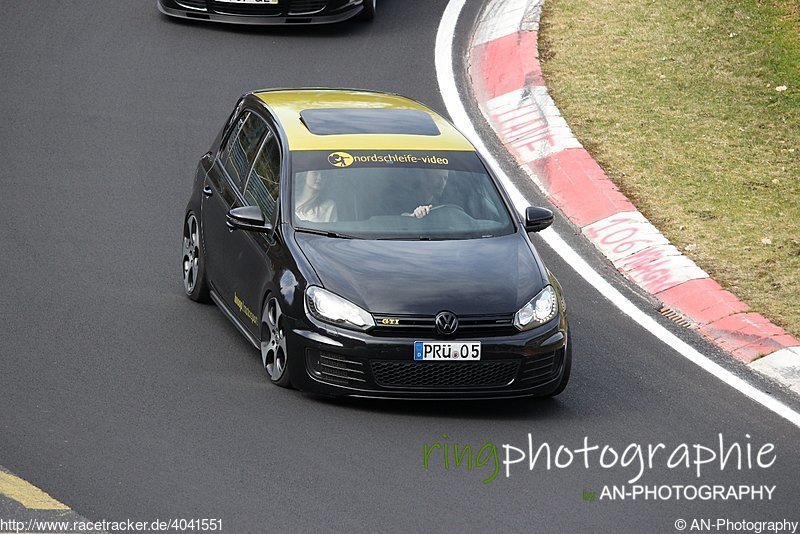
[514,285,558,331]
[305,286,375,331]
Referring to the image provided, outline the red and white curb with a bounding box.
[467,0,800,395]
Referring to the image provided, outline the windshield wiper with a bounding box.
[295,227,361,240]
[375,236,434,241]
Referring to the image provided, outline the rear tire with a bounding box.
[182,211,210,303]
[358,0,375,21]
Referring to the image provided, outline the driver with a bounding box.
[296,170,338,223]
[402,169,449,218]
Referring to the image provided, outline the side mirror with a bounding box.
[226,206,273,233]
[524,207,553,232]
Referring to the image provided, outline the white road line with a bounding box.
[435,0,800,428]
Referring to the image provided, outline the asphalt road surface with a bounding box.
[1,1,799,532]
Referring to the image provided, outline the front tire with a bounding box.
[182,211,210,302]
[358,0,375,21]
[261,297,293,388]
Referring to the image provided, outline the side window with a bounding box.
[243,130,281,222]
[220,112,268,190]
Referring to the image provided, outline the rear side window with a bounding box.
[220,112,268,189]
[243,130,281,222]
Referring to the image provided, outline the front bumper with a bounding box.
[157,0,366,25]
[286,314,569,399]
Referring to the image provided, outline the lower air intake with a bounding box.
[307,351,366,386]
[371,360,519,388]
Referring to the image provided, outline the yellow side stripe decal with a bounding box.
[0,471,69,510]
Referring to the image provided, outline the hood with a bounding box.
[293,231,546,315]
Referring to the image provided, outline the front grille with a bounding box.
[177,0,207,9]
[289,0,326,14]
[371,360,519,388]
[210,1,282,16]
[307,351,366,386]
[371,314,517,338]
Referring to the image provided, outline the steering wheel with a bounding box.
[430,204,467,214]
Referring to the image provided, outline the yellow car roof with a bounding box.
[254,89,476,152]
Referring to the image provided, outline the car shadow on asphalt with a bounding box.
[156,10,375,39]
[303,393,577,422]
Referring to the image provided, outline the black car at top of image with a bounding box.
[158,0,375,25]
[182,88,571,399]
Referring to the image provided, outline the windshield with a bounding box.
[290,150,515,240]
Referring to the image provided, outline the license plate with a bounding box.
[216,0,278,4]
[414,341,481,361]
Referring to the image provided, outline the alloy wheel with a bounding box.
[182,214,201,295]
[261,298,288,382]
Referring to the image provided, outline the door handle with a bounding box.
[203,185,213,197]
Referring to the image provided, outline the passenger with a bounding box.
[296,170,338,223]
[402,170,449,218]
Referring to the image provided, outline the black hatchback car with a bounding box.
[158,0,375,24]
[182,88,571,398]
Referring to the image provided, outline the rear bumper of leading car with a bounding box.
[285,314,569,399]
[157,0,365,25]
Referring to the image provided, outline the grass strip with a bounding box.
[539,0,800,338]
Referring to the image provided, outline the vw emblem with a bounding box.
[435,311,458,335]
